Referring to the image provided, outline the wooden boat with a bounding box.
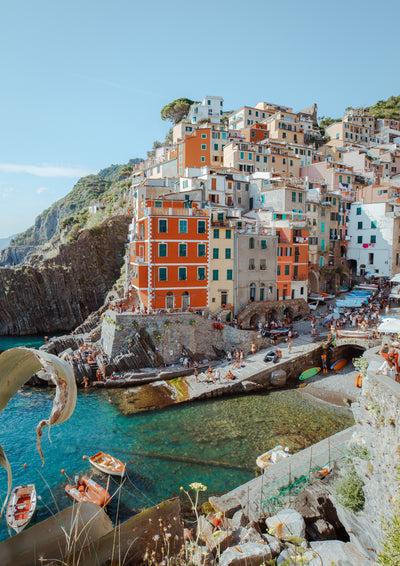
[65,475,111,507]
[256,446,290,469]
[330,358,348,371]
[299,367,321,381]
[89,451,126,477]
[6,484,37,533]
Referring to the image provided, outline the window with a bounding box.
[298,193,302,203]
[198,267,206,280]
[201,156,205,163]
[333,198,337,205]
[248,152,253,160]
[321,208,325,217]
[249,259,255,270]
[213,228,219,238]
[260,286,265,301]
[159,219,167,233]
[158,243,167,257]
[285,248,292,257]
[213,248,219,259]
[249,237,255,249]
[240,151,244,159]
[260,259,266,270]
[284,265,290,276]
[214,143,218,150]
[277,265,281,276]
[227,269,233,280]
[178,267,187,280]
[159,267,167,281]
[225,248,231,259]
[356,207,361,215]
[358,222,363,229]
[261,239,267,249]
[212,269,219,281]
[321,239,325,251]
[371,221,377,229]
[321,222,325,234]
[277,247,283,257]
[201,144,207,150]
[179,243,187,257]
[357,236,363,244]
[198,220,206,233]
[198,243,206,257]
[155,201,162,208]
[225,229,231,239]
[369,253,374,265]
[370,235,376,244]
[179,220,187,233]
[292,192,296,202]
[201,133,207,138]
[307,204,310,211]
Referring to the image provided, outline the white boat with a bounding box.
[256,446,290,469]
[89,451,126,477]
[6,484,37,533]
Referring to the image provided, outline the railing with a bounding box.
[144,207,209,217]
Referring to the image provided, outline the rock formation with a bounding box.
[0,215,130,335]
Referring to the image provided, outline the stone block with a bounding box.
[265,509,305,541]
[209,496,242,518]
[219,541,276,566]
[308,540,372,565]
[270,370,287,387]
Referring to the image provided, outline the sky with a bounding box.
[1,0,399,237]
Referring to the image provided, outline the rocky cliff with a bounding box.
[0,215,130,335]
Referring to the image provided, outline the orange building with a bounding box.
[275,221,309,300]
[129,198,210,311]
[176,126,228,175]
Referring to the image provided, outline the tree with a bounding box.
[161,98,195,124]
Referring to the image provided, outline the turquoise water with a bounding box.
[0,385,354,542]
[0,336,45,352]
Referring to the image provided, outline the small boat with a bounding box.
[89,451,126,477]
[256,446,290,469]
[330,358,348,371]
[65,475,111,507]
[299,367,321,381]
[6,484,37,533]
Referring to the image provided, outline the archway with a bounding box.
[266,308,278,322]
[249,313,261,328]
[166,292,174,310]
[182,291,190,310]
[308,270,319,293]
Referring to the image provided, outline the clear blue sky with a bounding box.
[1,0,399,237]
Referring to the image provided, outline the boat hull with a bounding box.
[65,475,111,507]
[88,452,126,477]
[299,367,321,381]
[6,484,37,534]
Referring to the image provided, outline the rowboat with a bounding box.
[330,358,348,371]
[89,451,126,477]
[65,475,111,507]
[256,446,290,469]
[6,484,37,533]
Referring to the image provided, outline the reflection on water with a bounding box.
[0,387,353,542]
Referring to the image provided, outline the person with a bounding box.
[288,338,293,355]
[214,369,221,381]
[206,366,214,383]
[224,370,236,381]
[194,361,199,383]
[377,356,397,379]
[321,350,328,374]
[251,342,256,355]
[83,376,89,388]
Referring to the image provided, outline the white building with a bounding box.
[187,96,224,125]
[347,201,399,277]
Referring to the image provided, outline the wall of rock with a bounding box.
[0,215,130,335]
[101,311,274,362]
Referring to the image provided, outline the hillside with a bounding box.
[0,159,141,266]
[368,94,400,120]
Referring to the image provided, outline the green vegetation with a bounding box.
[368,95,400,120]
[377,469,400,565]
[348,443,370,461]
[161,98,196,124]
[334,464,365,513]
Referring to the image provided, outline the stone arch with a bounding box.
[265,308,278,323]
[308,270,319,293]
[282,306,294,323]
[249,313,261,328]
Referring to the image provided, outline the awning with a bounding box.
[391,273,400,283]
[378,317,400,334]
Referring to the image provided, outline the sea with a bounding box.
[0,336,354,542]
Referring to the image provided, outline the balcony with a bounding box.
[145,207,208,217]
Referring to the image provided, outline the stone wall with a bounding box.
[349,347,400,551]
[238,298,309,328]
[101,310,275,363]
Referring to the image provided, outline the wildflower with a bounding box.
[189,482,207,492]
[212,529,224,538]
[152,534,160,541]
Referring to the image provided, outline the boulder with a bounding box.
[239,526,264,544]
[197,515,214,547]
[265,509,305,541]
[306,518,336,541]
[270,370,287,387]
[231,510,248,529]
[209,496,242,518]
[219,541,277,566]
[308,540,373,565]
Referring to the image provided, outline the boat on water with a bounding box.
[65,475,111,507]
[256,446,290,469]
[88,451,126,477]
[6,484,37,533]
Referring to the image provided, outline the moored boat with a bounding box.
[65,475,111,507]
[88,451,126,477]
[6,484,37,533]
[256,446,290,469]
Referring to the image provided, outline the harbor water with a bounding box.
[0,354,354,542]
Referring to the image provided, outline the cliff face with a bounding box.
[0,215,130,335]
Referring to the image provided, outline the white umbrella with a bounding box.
[390,273,400,283]
[378,317,400,334]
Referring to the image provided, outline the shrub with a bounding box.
[334,465,365,513]
[348,443,370,461]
